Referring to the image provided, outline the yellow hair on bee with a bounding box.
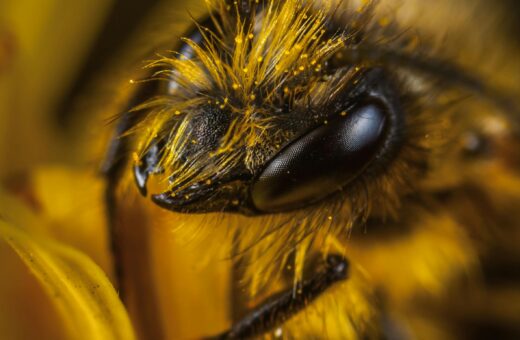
[118,0,449,314]
[130,0,358,193]
[105,0,520,339]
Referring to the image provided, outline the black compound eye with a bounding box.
[250,100,390,213]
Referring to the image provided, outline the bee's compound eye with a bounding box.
[251,101,389,213]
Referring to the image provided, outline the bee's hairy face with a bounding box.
[129,0,440,221]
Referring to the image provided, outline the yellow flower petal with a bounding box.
[0,220,135,340]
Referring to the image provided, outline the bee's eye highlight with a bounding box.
[251,100,390,213]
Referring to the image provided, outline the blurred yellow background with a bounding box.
[0,2,115,339]
[0,0,114,176]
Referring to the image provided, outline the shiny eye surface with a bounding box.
[251,100,390,213]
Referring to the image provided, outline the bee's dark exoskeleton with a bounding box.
[208,254,350,339]
[101,2,412,335]
[139,67,405,216]
[103,7,403,339]
[101,2,520,339]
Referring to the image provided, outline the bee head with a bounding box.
[130,0,405,215]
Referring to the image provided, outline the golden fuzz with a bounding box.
[130,0,370,191]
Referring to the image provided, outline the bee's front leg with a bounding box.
[208,254,349,340]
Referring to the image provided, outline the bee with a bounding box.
[100,0,520,338]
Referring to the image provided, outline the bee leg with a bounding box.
[102,79,159,295]
[230,234,249,322]
[103,80,169,340]
[103,113,136,296]
[208,254,349,339]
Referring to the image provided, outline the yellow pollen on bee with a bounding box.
[257,56,263,62]
[174,110,181,115]
[248,33,254,39]
[356,0,370,12]
[220,98,229,108]
[250,94,256,100]
[132,152,140,163]
[235,36,243,44]
[340,111,347,116]
[379,17,390,27]
[129,79,135,84]
[327,216,333,221]
[299,66,305,71]
[232,83,240,90]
